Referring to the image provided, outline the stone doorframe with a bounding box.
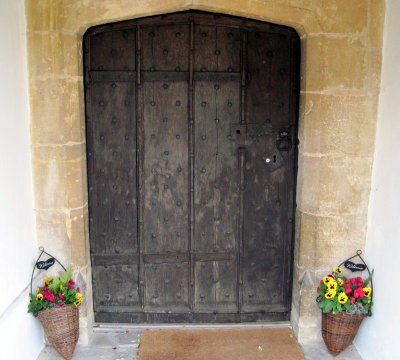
[27,0,384,344]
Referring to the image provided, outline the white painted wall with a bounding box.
[0,0,44,359]
[354,0,400,359]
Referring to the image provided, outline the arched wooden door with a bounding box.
[84,11,299,323]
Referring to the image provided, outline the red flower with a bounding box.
[68,284,72,290]
[352,297,356,303]
[356,277,362,283]
[77,287,80,292]
[41,286,48,291]
[317,286,321,290]
[320,280,323,283]
[43,291,54,301]
[350,278,356,284]
[57,302,64,307]
[345,288,351,294]
[69,279,75,286]
[59,293,64,299]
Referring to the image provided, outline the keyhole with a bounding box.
[273,155,277,163]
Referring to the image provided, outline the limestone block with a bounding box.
[26,0,70,31]
[297,155,372,216]
[79,266,94,345]
[27,0,192,33]
[70,207,90,268]
[298,285,320,328]
[369,0,385,49]
[296,212,317,271]
[193,0,321,35]
[369,50,383,93]
[32,142,86,163]
[284,0,368,34]
[291,267,301,312]
[35,210,72,267]
[30,78,85,145]
[28,32,82,78]
[294,211,366,282]
[312,215,367,272]
[35,208,89,267]
[302,35,367,91]
[32,143,88,210]
[300,93,377,156]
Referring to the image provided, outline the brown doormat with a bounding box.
[138,327,305,360]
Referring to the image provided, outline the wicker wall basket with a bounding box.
[322,311,366,357]
[37,305,79,360]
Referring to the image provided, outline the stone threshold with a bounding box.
[37,325,362,360]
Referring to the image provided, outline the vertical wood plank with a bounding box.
[189,19,195,312]
[136,25,145,308]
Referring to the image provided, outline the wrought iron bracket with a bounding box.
[30,246,66,295]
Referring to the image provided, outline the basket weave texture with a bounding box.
[322,311,366,357]
[37,305,79,360]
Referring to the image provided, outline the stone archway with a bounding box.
[27,0,383,343]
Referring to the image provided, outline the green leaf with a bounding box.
[68,288,76,296]
[344,302,351,311]
[363,269,374,287]
[323,301,334,313]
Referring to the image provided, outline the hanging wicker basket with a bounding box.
[322,311,366,357]
[37,305,79,360]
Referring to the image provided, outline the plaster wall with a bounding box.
[26,0,385,343]
[0,0,43,359]
[354,0,400,358]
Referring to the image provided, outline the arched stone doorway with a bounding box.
[27,0,380,343]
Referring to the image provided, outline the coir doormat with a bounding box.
[138,327,305,360]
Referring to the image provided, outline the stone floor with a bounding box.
[37,325,363,360]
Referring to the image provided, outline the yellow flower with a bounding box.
[76,293,83,300]
[338,292,348,304]
[43,277,54,286]
[60,285,63,291]
[74,299,82,307]
[333,267,343,274]
[36,293,43,300]
[327,280,337,291]
[36,286,40,294]
[323,276,331,285]
[337,278,343,286]
[325,290,336,299]
[363,287,372,297]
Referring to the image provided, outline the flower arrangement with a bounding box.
[28,266,83,313]
[317,266,373,315]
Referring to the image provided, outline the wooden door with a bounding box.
[84,11,299,323]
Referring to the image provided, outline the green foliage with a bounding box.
[49,266,72,293]
[363,269,374,288]
[28,266,82,314]
[316,268,374,315]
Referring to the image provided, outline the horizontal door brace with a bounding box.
[93,252,233,265]
[88,70,240,83]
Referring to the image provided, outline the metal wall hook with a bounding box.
[30,247,67,295]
